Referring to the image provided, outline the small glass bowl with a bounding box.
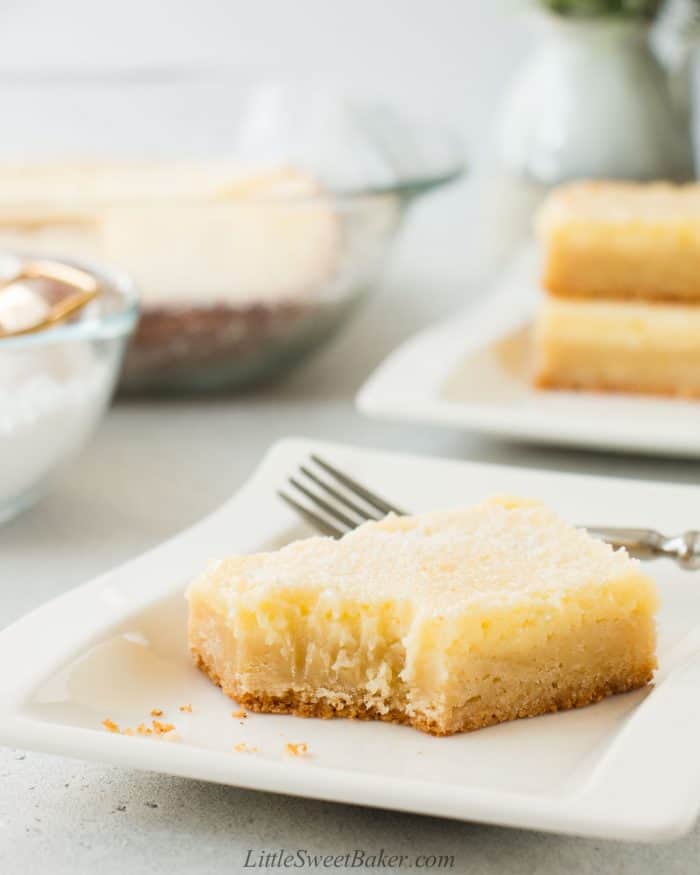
[0,258,138,524]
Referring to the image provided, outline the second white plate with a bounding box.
[357,254,700,457]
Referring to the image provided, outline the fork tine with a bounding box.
[277,490,344,538]
[299,464,381,523]
[288,477,358,531]
[310,454,407,517]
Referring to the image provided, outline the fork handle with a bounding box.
[588,527,700,570]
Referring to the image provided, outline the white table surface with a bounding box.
[2,187,700,874]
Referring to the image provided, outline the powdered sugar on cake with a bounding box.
[200,497,640,614]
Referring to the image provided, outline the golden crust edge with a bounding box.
[533,371,700,399]
[541,285,700,304]
[190,644,655,737]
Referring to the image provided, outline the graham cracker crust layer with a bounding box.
[191,645,654,737]
[544,286,700,304]
[534,373,700,399]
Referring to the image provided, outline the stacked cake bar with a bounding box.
[534,181,700,398]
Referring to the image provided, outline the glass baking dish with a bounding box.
[0,72,465,393]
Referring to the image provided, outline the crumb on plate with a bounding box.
[179,704,193,713]
[150,708,163,717]
[233,743,257,753]
[102,717,177,739]
[285,742,310,757]
[232,709,247,719]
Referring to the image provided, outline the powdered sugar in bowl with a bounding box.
[0,255,138,523]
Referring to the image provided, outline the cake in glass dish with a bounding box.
[0,162,351,393]
[187,497,657,736]
[0,75,464,393]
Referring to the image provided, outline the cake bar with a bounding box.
[187,497,657,736]
[534,297,700,397]
[537,180,700,302]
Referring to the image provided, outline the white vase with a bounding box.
[473,13,694,278]
[499,14,693,183]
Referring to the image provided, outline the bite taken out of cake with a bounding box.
[187,497,658,736]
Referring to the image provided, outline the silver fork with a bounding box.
[278,455,700,570]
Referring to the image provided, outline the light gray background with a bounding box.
[2,2,700,872]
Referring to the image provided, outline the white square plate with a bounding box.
[2,437,700,842]
[357,252,700,458]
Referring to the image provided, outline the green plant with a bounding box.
[536,0,663,16]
